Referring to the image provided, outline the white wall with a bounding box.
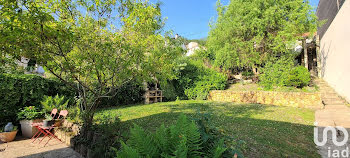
[320,0,350,102]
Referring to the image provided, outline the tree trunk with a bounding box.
[81,98,99,138]
[252,66,259,75]
[316,35,321,78]
[303,39,308,70]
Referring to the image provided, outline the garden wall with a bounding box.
[208,90,322,109]
[54,120,81,147]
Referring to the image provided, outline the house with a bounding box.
[16,56,45,76]
[316,0,350,102]
[186,42,201,56]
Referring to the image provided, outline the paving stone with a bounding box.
[0,137,82,158]
[315,79,350,157]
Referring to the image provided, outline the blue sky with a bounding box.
[154,0,320,40]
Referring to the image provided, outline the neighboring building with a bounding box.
[317,0,350,102]
[16,56,45,75]
[186,42,200,56]
[186,41,207,56]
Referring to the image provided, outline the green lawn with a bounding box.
[95,100,319,158]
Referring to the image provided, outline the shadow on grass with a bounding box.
[118,102,318,158]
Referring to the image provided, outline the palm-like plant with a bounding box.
[41,95,69,114]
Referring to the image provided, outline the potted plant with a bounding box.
[17,106,43,138]
[41,95,69,127]
[41,95,69,115]
[54,118,63,127]
[43,114,55,127]
[0,126,18,142]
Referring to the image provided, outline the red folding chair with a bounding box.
[33,110,68,147]
[31,108,58,141]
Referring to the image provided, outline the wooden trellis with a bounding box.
[144,82,163,104]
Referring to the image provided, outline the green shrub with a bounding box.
[166,58,227,100]
[17,106,43,120]
[242,71,254,77]
[185,69,227,100]
[0,55,24,74]
[117,114,227,158]
[259,57,311,89]
[0,74,75,126]
[67,98,82,123]
[99,80,144,107]
[285,66,311,88]
[161,82,178,101]
[41,95,69,114]
[259,57,294,89]
[73,113,124,158]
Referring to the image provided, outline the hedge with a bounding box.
[99,80,145,108]
[164,58,227,100]
[0,74,75,126]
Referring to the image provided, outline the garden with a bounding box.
[0,0,320,157]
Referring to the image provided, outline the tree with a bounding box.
[207,0,317,74]
[0,0,181,129]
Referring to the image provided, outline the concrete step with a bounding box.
[320,90,337,93]
[315,83,327,86]
[317,85,332,89]
[317,83,329,86]
[320,90,338,95]
[319,87,335,91]
[321,94,340,99]
[313,79,348,105]
[323,100,345,105]
[322,90,339,94]
[322,95,342,100]
[316,82,329,85]
[323,98,343,102]
[324,104,350,110]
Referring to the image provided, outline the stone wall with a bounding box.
[53,120,100,158]
[53,120,81,147]
[208,90,323,109]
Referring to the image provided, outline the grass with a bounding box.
[228,83,318,92]
[95,100,319,158]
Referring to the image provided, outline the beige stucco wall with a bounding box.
[320,0,350,102]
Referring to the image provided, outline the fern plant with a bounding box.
[117,114,227,158]
[193,111,244,158]
[41,95,69,113]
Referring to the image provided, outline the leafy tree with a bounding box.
[165,57,226,100]
[0,0,181,131]
[207,0,317,74]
